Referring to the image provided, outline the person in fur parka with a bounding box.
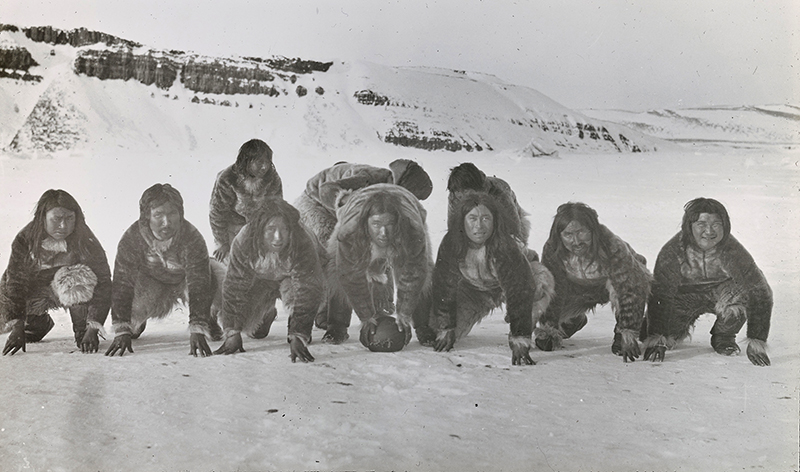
[322,183,435,348]
[446,162,531,246]
[1,190,112,355]
[213,198,324,362]
[535,202,651,362]
[105,184,220,358]
[295,159,433,248]
[430,190,554,365]
[640,197,772,366]
[209,139,283,263]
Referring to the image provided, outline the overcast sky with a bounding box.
[2,0,797,110]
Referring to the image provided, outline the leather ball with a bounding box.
[368,315,407,352]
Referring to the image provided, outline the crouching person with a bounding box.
[1,190,112,355]
[210,139,283,263]
[106,184,220,357]
[430,191,554,366]
[324,183,435,348]
[640,197,772,366]
[214,199,323,363]
[535,202,651,362]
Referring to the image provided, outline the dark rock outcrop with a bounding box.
[75,50,179,90]
[23,25,141,48]
[0,46,38,71]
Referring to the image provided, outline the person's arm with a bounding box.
[209,170,243,260]
[430,233,461,351]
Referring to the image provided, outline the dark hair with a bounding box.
[350,189,419,267]
[233,139,274,176]
[447,162,486,193]
[448,191,517,261]
[681,197,731,247]
[244,198,303,259]
[30,189,98,261]
[547,202,610,266]
[139,183,184,224]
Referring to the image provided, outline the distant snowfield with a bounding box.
[1,143,798,472]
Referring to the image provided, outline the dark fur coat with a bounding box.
[0,222,112,330]
[641,232,772,345]
[111,219,215,334]
[219,203,324,340]
[209,164,283,253]
[539,224,651,345]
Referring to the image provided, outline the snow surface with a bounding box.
[1,25,799,472]
[0,144,798,472]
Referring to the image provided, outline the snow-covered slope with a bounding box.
[0,25,670,158]
[583,105,800,150]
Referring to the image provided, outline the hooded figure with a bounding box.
[295,159,433,247]
[1,190,112,355]
[640,198,772,366]
[213,198,325,362]
[105,184,221,357]
[430,190,555,365]
[536,202,651,362]
[446,162,530,246]
[322,183,435,348]
[210,139,283,263]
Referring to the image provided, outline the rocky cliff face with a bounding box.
[22,25,141,48]
[74,50,180,90]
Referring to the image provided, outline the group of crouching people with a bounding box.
[0,139,773,366]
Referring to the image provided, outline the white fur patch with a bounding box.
[508,335,532,350]
[51,264,98,307]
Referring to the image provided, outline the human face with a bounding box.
[247,154,272,178]
[464,204,494,247]
[560,220,592,256]
[263,216,289,253]
[367,213,396,249]
[149,202,181,241]
[44,207,76,241]
[691,213,724,251]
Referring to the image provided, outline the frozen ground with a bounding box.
[0,146,798,472]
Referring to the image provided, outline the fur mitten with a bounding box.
[51,264,97,307]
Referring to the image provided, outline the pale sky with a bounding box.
[1,0,798,110]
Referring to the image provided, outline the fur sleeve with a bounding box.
[643,233,684,338]
[539,239,569,328]
[111,223,142,326]
[181,223,214,327]
[721,236,772,341]
[602,226,652,333]
[209,167,244,249]
[0,228,35,323]
[285,230,325,338]
[430,233,461,331]
[84,236,113,326]
[221,231,256,331]
[495,246,535,338]
[392,200,432,323]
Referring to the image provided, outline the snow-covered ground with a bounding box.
[1,143,798,471]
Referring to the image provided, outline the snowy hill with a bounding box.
[583,105,800,150]
[0,24,671,158]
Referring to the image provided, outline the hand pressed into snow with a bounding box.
[105,333,133,357]
[189,333,213,357]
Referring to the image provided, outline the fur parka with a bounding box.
[640,232,772,346]
[111,219,215,335]
[432,190,552,340]
[0,222,112,330]
[326,183,433,327]
[209,163,283,254]
[218,200,325,341]
[538,224,651,348]
[295,163,395,246]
